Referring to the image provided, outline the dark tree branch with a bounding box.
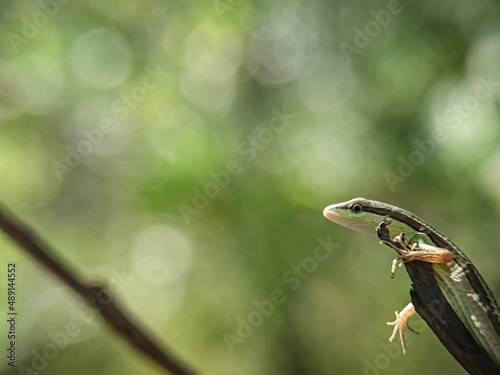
[0,203,196,375]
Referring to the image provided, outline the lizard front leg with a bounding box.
[376,222,454,277]
[386,302,419,355]
[375,222,454,354]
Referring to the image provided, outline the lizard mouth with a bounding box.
[323,205,374,234]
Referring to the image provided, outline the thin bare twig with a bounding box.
[0,203,196,375]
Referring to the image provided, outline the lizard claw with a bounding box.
[386,303,418,355]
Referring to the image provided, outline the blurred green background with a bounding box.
[1,0,500,374]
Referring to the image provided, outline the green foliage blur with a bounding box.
[1,0,500,374]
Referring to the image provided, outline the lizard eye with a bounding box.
[350,203,363,214]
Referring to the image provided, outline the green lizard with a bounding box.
[323,198,500,375]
